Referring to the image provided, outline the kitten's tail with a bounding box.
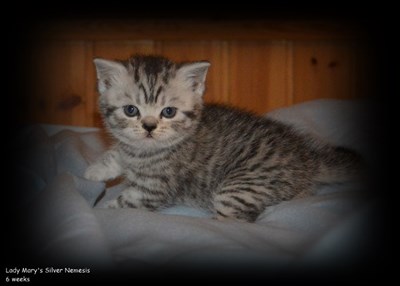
[316,146,365,183]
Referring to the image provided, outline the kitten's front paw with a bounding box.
[84,164,109,182]
[104,199,120,209]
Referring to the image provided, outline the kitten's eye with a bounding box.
[123,105,139,117]
[161,107,177,118]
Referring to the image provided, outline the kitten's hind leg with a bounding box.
[212,186,266,223]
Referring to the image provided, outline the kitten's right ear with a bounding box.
[93,58,127,94]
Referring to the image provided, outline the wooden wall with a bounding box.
[28,20,370,127]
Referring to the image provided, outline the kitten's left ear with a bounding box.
[177,61,210,96]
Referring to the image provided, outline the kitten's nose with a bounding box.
[141,116,158,133]
[142,123,157,133]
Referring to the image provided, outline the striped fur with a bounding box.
[84,55,363,223]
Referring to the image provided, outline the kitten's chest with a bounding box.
[119,149,183,189]
[121,154,173,178]
[117,142,214,204]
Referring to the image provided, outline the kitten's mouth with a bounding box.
[146,133,154,139]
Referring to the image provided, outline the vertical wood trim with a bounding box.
[220,41,230,102]
[227,41,293,114]
[84,41,96,127]
[68,41,85,126]
[286,41,294,106]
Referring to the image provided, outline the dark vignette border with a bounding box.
[5,3,395,284]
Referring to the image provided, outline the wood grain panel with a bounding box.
[27,38,366,127]
[228,41,293,114]
[29,41,91,125]
[93,41,155,59]
[156,41,229,104]
[293,42,357,103]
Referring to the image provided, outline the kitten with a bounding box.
[84,55,362,222]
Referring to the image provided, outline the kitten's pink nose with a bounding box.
[141,116,158,133]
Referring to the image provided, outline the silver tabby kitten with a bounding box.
[84,55,362,222]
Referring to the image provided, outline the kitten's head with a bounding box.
[94,55,210,150]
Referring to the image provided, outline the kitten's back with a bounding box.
[188,104,365,221]
[197,104,363,186]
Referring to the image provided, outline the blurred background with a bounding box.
[25,17,374,127]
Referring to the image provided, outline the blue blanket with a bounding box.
[19,99,376,273]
